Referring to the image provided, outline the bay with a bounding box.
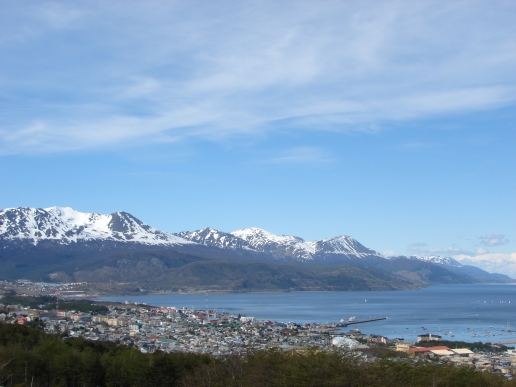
[100,283,516,344]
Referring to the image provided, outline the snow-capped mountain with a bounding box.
[310,235,381,257]
[179,227,384,262]
[177,228,254,251]
[230,227,315,260]
[0,207,383,263]
[1,207,512,287]
[0,207,189,246]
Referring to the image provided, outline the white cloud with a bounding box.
[407,236,516,277]
[455,252,516,278]
[478,234,510,247]
[0,0,515,154]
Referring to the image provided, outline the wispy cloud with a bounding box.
[408,242,427,248]
[1,1,515,154]
[256,146,333,165]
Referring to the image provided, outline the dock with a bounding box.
[337,317,388,327]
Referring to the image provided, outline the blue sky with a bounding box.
[1,1,515,275]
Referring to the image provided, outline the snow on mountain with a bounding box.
[0,207,190,246]
[226,227,383,261]
[392,255,463,267]
[230,227,315,260]
[177,227,254,251]
[309,235,381,257]
[0,207,383,262]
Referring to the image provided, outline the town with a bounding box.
[0,279,515,380]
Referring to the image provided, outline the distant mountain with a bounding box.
[399,255,463,267]
[0,207,190,246]
[375,257,475,285]
[387,255,513,283]
[179,227,384,263]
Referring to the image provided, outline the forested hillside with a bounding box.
[0,323,513,387]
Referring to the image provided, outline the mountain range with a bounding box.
[0,207,512,293]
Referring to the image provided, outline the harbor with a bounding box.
[100,283,516,344]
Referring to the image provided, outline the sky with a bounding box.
[1,1,515,276]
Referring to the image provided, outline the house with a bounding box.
[17,316,27,325]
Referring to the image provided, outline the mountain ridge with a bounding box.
[179,227,384,263]
[0,206,190,246]
[0,206,512,291]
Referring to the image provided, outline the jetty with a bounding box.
[337,317,388,327]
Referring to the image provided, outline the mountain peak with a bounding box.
[231,227,305,244]
[0,206,189,246]
[177,227,254,251]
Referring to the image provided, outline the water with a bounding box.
[100,283,516,344]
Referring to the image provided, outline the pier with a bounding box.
[337,317,388,327]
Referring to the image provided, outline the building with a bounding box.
[417,333,442,343]
[451,348,474,357]
[368,335,387,345]
[408,346,451,356]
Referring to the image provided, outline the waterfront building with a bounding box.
[417,333,442,343]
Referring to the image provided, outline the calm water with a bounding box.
[100,284,516,344]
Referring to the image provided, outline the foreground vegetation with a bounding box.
[0,323,514,387]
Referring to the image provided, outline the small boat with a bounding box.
[503,323,513,332]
